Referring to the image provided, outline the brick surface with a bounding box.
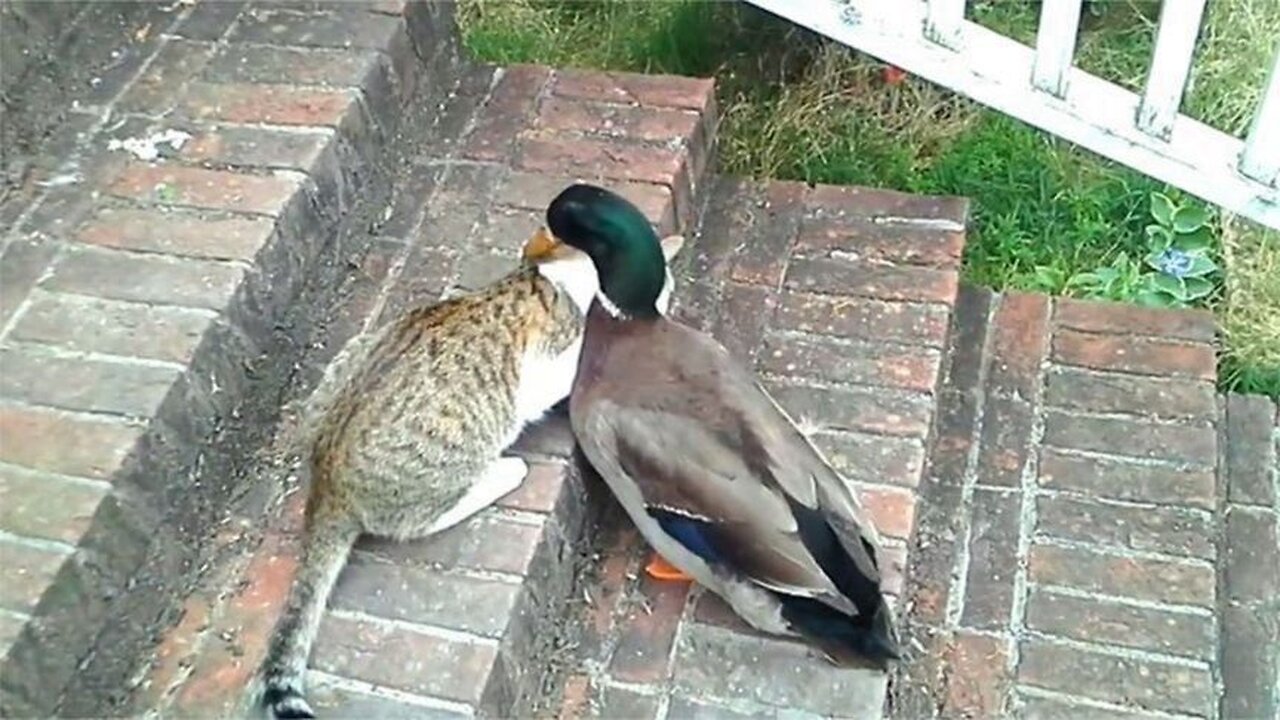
[1025,588,1214,659]
[464,65,550,162]
[0,541,68,613]
[759,334,941,392]
[107,163,300,216]
[784,257,958,304]
[516,136,686,187]
[1223,393,1278,505]
[0,405,142,480]
[44,245,245,311]
[959,488,1020,630]
[1036,494,1214,560]
[203,44,377,86]
[1222,506,1280,604]
[1042,410,1217,466]
[1044,367,1216,422]
[773,292,951,348]
[1038,448,1216,508]
[607,576,689,684]
[0,466,108,546]
[76,206,275,261]
[331,560,522,638]
[1052,330,1215,380]
[12,295,211,365]
[550,70,715,112]
[182,126,332,171]
[1054,298,1216,342]
[766,380,934,438]
[229,7,400,49]
[180,82,357,127]
[0,238,58,330]
[117,39,215,114]
[1220,604,1280,720]
[0,349,179,417]
[1029,543,1215,607]
[811,432,925,488]
[1017,638,1215,716]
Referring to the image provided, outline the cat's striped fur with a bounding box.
[259,234,683,719]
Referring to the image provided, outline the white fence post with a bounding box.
[1239,46,1280,188]
[924,0,965,50]
[1136,0,1209,140]
[1031,0,1084,98]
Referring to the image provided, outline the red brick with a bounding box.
[1018,638,1214,716]
[1045,367,1216,422]
[806,183,969,224]
[0,466,107,545]
[1036,494,1214,559]
[880,541,908,596]
[0,540,66,612]
[463,65,550,162]
[0,405,141,480]
[181,127,331,171]
[795,218,963,269]
[117,39,216,113]
[1053,330,1215,381]
[76,206,274,261]
[136,593,214,709]
[497,461,566,514]
[728,180,805,287]
[1224,507,1280,604]
[689,589,759,636]
[1038,448,1215,509]
[608,575,690,684]
[331,557,521,637]
[761,334,941,392]
[773,292,950,348]
[712,282,776,364]
[783,256,958,304]
[855,484,916,539]
[180,81,356,126]
[107,164,299,216]
[670,622,886,717]
[1054,298,1216,342]
[310,613,498,705]
[1019,694,1158,720]
[497,172,675,231]
[516,136,685,188]
[938,631,1010,717]
[1225,393,1279,505]
[765,380,934,438]
[595,682,661,719]
[229,8,400,49]
[975,394,1037,487]
[959,488,1021,630]
[172,521,300,716]
[988,292,1050,396]
[43,245,245,311]
[1043,410,1216,466]
[535,97,699,142]
[1025,588,1214,659]
[357,511,544,577]
[203,44,376,86]
[0,238,57,330]
[11,295,211,365]
[580,527,642,661]
[811,431,924,488]
[557,673,591,720]
[551,70,714,112]
[1029,543,1215,607]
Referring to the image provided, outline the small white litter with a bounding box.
[107,128,193,161]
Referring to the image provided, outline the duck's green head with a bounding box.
[542,183,666,318]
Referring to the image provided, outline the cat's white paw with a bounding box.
[426,457,529,534]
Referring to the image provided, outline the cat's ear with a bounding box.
[659,234,685,262]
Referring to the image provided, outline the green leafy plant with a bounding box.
[1047,192,1218,308]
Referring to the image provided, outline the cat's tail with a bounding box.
[260,496,360,719]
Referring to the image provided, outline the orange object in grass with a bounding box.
[883,65,907,85]
[646,552,692,581]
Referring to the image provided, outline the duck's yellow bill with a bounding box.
[645,552,692,582]
[522,227,564,262]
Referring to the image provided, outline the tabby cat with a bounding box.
[260,229,685,718]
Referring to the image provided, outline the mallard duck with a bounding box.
[527,183,902,667]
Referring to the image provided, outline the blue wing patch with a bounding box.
[649,509,721,565]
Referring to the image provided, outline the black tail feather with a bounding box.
[263,681,317,719]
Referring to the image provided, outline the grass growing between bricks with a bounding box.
[458,0,1280,399]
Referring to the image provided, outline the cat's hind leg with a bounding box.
[425,456,528,534]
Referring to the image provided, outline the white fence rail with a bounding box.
[744,0,1280,231]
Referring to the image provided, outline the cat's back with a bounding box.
[314,267,576,464]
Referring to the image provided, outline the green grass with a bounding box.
[458,0,1280,398]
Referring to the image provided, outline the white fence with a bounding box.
[744,0,1280,231]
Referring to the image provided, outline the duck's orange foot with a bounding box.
[645,552,692,582]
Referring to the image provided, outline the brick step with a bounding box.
[1,2,460,715]
[894,288,1280,720]
[127,41,720,720]
[551,175,972,718]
